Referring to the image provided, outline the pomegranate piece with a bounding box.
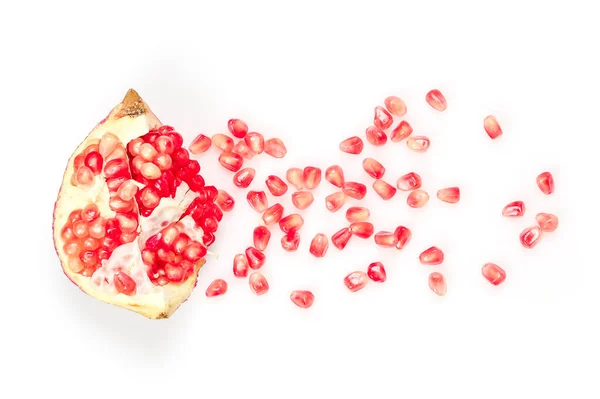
[205,279,228,297]
[426,89,447,111]
[362,158,385,179]
[233,254,249,278]
[228,118,248,138]
[428,272,447,296]
[374,231,399,248]
[536,213,559,232]
[437,187,460,204]
[520,226,542,249]
[419,246,444,265]
[407,189,429,208]
[536,172,555,195]
[339,136,364,154]
[247,190,268,212]
[367,262,387,282]
[373,180,396,200]
[249,272,269,295]
[396,172,422,191]
[232,140,256,160]
[390,120,413,142]
[114,272,137,296]
[264,138,287,158]
[253,226,272,251]
[344,271,369,292]
[346,207,370,223]
[244,132,265,154]
[482,263,506,286]
[342,182,367,200]
[406,136,430,153]
[212,134,235,152]
[218,151,243,172]
[262,203,284,225]
[266,175,289,196]
[349,222,374,239]
[484,115,503,139]
[303,167,322,189]
[281,231,301,252]
[189,134,212,154]
[365,126,388,146]
[332,227,352,250]
[325,165,345,188]
[246,247,266,270]
[394,226,412,250]
[384,96,407,117]
[285,168,304,190]
[374,106,393,130]
[292,191,314,210]
[233,167,256,188]
[309,233,329,258]
[502,201,526,217]
[290,290,315,309]
[279,214,304,233]
[216,190,235,212]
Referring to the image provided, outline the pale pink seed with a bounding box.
[396,172,422,191]
[349,222,374,239]
[139,143,158,161]
[249,272,269,295]
[374,106,393,130]
[232,140,256,160]
[127,138,144,157]
[502,201,526,217]
[373,180,396,200]
[374,231,398,248]
[325,192,347,212]
[281,231,300,252]
[365,126,388,146]
[406,136,430,153]
[99,133,119,158]
[428,272,447,296]
[285,168,304,190]
[154,154,173,171]
[482,263,506,285]
[290,290,314,309]
[233,168,256,188]
[437,187,460,204]
[212,134,235,152]
[227,118,248,138]
[264,138,287,158]
[189,134,212,154]
[205,279,228,297]
[346,207,370,223]
[303,167,322,189]
[407,189,429,208]
[420,246,444,265]
[292,191,314,210]
[262,204,284,226]
[426,89,447,111]
[390,120,413,142]
[344,271,368,292]
[384,96,407,117]
[325,165,345,188]
[484,115,503,139]
[520,226,543,249]
[535,213,559,232]
[342,182,367,200]
[140,162,161,179]
[362,158,385,179]
[244,132,265,154]
[339,136,364,154]
[266,175,289,196]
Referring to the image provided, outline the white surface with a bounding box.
[1,0,599,398]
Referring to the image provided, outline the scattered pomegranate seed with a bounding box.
[374,106,393,130]
[396,172,422,191]
[384,96,407,117]
[393,226,412,250]
[228,118,248,138]
[114,272,136,296]
[344,271,369,292]
[218,151,243,172]
[189,134,212,154]
[292,191,314,210]
[437,187,460,204]
[244,132,265,154]
[212,134,234,152]
[246,247,266,270]
[362,158,385,179]
[325,192,347,212]
[205,279,228,297]
[216,189,235,212]
[290,290,315,309]
[536,172,555,195]
[233,168,256,188]
[428,272,447,296]
[373,180,397,200]
[520,226,542,249]
[407,189,429,208]
[390,120,413,142]
[346,207,370,223]
[249,272,269,295]
[286,168,305,190]
[406,136,430,153]
[419,246,444,265]
[349,222,374,238]
[342,182,367,200]
[367,262,387,282]
[247,190,268,212]
[365,126,388,146]
[536,213,559,232]
[264,138,287,158]
[253,226,271,251]
[309,233,329,258]
[484,115,503,139]
[339,136,364,154]
[232,140,255,160]
[233,254,249,277]
[502,201,526,217]
[279,214,304,233]
[281,231,301,252]
[325,165,345,188]
[374,231,399,248]
[265,175,288,196]
[303,167,322,189]
[262,203,284,225]
[426,89,447,111]
[332,227,352,250]
[482,263,506,286]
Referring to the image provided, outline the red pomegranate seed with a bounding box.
[325,192,347,212]
[117,181,138,201]
[396,172,422,191]
[264,138,287,158]
[419,246,444,265]
[325,165,345,188]
[482,263,506,286]
[262,203,284,225]
[502,201,525,217]
[346,207,370,223]
[390,120,413,142]
[99,133,118,157]
[212,134,234,152]
[342,182,367,200]
[189,134,212,154]
[76,166,94,186]
[536,172,555,195]
[290,290,314,309]
[244,132,265,154]
[373,180,396,200]
[406,136,430,153]
[367,262,387,282]
[249,272,269,295]
[484,115,503,139]
[279,214,304,233]
[520,226,542,249]
[233,254,249,278]
[407,189,429,208]
[428,272,447,296]
[219,151,243,172]
[247,190,268,212]
[281,231,300,252]
[374,231,398,248]
[384,96,407,117]
[81,203,100,222]
[426,89,447,111]
[332,227,352,250]
[232,140,255,160]
[285,168,304,190]
[205,279,228,297]
[114,272,136,296]
[216,190,235,212]
[253,226,271,251]
[84,151,103,175]
[393,226,412,250]
[292,191,314,210]
[266,175,289,196]
[246,247,266,270]
[309,233,329,258]
[339,136,364,154]
[233,167,256,188]
[374,106,393,130]
[437,187,460,204]
[303,167,322,189]
[365,126,387,146]
[349,222,374,238]
[536,213,559,232]
[362,158,385,179]
[140,162,162,179]
[228,118,248,138]
[344,271,368,292]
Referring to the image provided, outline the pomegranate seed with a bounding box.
[482,263,506,286]
[116,213,138,234]
[367,262,387,282]
[406,136,430,153]
[344,271,368,292]
[426,89,447,111]
[279,214,304,233]
[428,272,447,296]
[420,246,444,265]
[80,203,100,222]
[536,213,559,232]
[325,165,345,188]
[374,106,393,130]
[246,247,266,270]
[84,151,103,175]
[309,233,329,258]
[437,187,460,204]
[374,231,398,248]
[266,175,288,196]
[88,218,106,239]
[484,115,503,139]
[140,162,161,179]
[325,192,347,212]
[365,126,387,146]
[139,143,158,161]
[189,133,212,154]
[384,96,407,117]
[281,231,300,252]
[397,172,422,191]
[349,222,374,238]
[154,154,173,171]
[215,190,235,212]
[68,258,85,273]
[139,187,160,209]
[228,118,248,138]
[253,226,271,251]
[332,227,352,250]
[64,241,82,257]
[264,138,287,158]
[106,145,127,162]
[346,207,369,223]
[218,151,243,172]
[233,254,249,278]
[390,120,413,142]
[205,279,228,297]
[362,158,385,179]
[292,191,314,210]
[290,290,314,309]
[131,156,144,173]
[303,167,322,189]
[394,226,412,250]
[262,203,284,225]
[76,166,94,186]
[520,226,542,249]
[232,140,255,160]
[127,138,143,157]
[373,180,396,200]
[109,197,134,213]
[99,133,119,157]
[339,136,364,154]
[502,201,526,217]
[114,272,136,296]
[233,167,256,188]
[155,136,174,154]
[285,168,304,190]
[536,172,555,195]
[342,182,367,200]
[407,189,429,208]
[249,272,269,295]
[244,132,265,154]
[247,190,268,212]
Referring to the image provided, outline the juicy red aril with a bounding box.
[84,151,103,175]
[325,192,346,212]
[286,168,304,190]
[397,172,422,191]
[420,246,444,265]
[205,279,228,297]
[428,272,447,296]
[339,136,364,154]
[99,133,118,157]
[139,143,158,161]
[390,120,413,142]
[244,132,265,154]
[233,168,256,188]
[520,226,542,248]
[246,247,266,270]
[349,222,374,238]
[482,263,506,286]
[279,214,304,233]
[114,272,136,296]
[165,263,185,283]
[309,233,329,258]
[155,136,175,154]
[384,96,407,117]
[365,126,387,146]
[346,207,369,223]
[253,226,271,251]
[247,190,268,212]
[81,203,99,222]
[104,158,130,179]
[189,133,212,154]
[75,166,94,186]
[188,175,205,193]
[437,187,460,204]
[266,175,288,196]
[290,290,314,309]
[374,106,393,130]
[367,262,387,282]
[249,272,269,295]
[406,136,430,153]
[536,172,555,195]
[303,167,322,189]
[232,140,255,160]
[292,191,314,210]
[264,138,287,158]
[205,186,218,203]
[362,158,385,179]
[183,243,207,262]
[342,182,367,200]
[228,118,248,138]
[233,254,249,278]
[218,151,243,172]
[394,226,411,250]
[374,231,398,248]
[325,165,345,188]
[484,115,503,139]
[212,134,235,152]
[407,189,429,208]
[281,231,300,252]
[344,271,368,292]
[332,227,352,250]
[373,180,396,200]
[203,232,216,247]
[262,203,284,225]
[536,213,559,232]
[502,201,525,217]
[173,147,190,166]
[426,89,447,111]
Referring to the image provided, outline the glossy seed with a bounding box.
[285,168,304,190]
[233,254,249,278]
[342,182,367,200]
[266,175,289,196]
[396,172,422,191]
[244,132,265,154]
[520,226,543,249]
[373,231,398,248]
[205,279,228,297]
[365,126,387,146]
[535,213,559,232]
[482,263,506,285]
[536,172,555,195]
[325,165,345,188]
[349,222,374,239]
[247,190,268,212]
[290,290,315,309]
[419,246,444,265]
[233,168,256,188]
[384,96,407,117]
[437,187,460,204]
[262,203,284,225]
[219,151,243,172]
[393,226,412,250]
[303,167,322,189]
[246,247,266,270]
[390,120,413,142]
[292,191,314,210]
[346,207,369,223]
[216,190,235,212]
[344,271,368,292]
[325,192,347,212]
[212,134,235,152]
[253,226,271,251]
[502,201,526,217]
[309,233,329,258]
[281,231,300,252]
[426,89,447,111]
[428,272,447,296]
[339,136,364,154]
[279,214,304,233]
[374,106,393,130]
[484,115,503,139]
[362,158,385,179]
[249,272,269,295]
[189,134,212,154]
[406,136,430,153]
[367,262,387,282]
[332,227,352,250]
[407,189,429,208]
[373,180,396,200]
[264,138,287,158]
[228,118,248,138]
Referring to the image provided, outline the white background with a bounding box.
[1,0,599,398]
